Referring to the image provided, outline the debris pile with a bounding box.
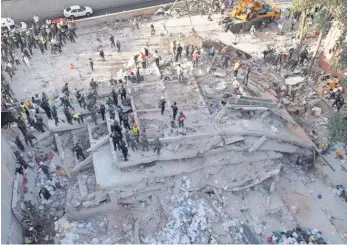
[268,227,327,244]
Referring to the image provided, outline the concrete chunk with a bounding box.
[77,174,88,199]
[213,68,227,78]
[71,156,93,173]
[249,136,267,153]
[86,136,109,152]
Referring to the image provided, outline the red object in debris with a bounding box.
[24,186,28,193]
[52,18,64,24]
[48,152,55,160]
[23,177,28,184]
[267,237,272,243]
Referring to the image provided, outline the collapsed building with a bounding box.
[2,3,347,244]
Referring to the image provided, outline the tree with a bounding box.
[307,8,332,72]
[292,0,322,43]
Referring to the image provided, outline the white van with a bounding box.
[1,17,27,32]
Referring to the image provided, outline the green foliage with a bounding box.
[336,41,347,70]
[292,0,321,12]
[328,112,347,144]
[315,8,332,32]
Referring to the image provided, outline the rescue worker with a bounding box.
[111,88,118,106]
[72,144,85,160]
[332,95,345,112]
[91,106,98,125]
[171,102,178,120]
[41,99,52,119]
[129,133,138,151]
[153,137,161,155]
[109,35,115,48]
[110,131,121,151]
[35,114,46,132]
[120,140,128,161]
[177,64,184,82]
[62,82,69,94]
[68,30,76,43]
[120,85,127,100]
[73,112,84,124]
[89,58,94,71]
[153,50,160,68]
[159,97,166,115]
[90,78,98,90]
[243,64,251,86]
[99,49,105,61]
[124,130,131,146]
[99,104,106,121]
[122,114,131,130]
[15,135,25,152]
[113,120,123,139]
[178,111,185,128]
[63,106,73,124]
[141,128,149,151]
[21,102,30,118]
[116,40,121,52]
[233,61,240,77]
[132,124,140,143]
[176,43,183,62]
[150,24,155,35]
[51,105,59,126]
[222,54,230,69]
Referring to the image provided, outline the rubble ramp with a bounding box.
[241,224,262,244]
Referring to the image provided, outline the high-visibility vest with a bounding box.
[73,113,81,119]
[132,127,138,134]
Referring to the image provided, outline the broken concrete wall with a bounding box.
[1,135,24,244]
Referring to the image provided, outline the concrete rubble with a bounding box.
[3,4,347,244]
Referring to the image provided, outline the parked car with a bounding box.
[1,17,27,32]
[63,5,93,18]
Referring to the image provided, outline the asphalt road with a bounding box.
[36,0,175,23]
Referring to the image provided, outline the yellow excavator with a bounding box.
[221,0,281,33]
[231,0,281,21]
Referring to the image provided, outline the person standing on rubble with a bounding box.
[73,112,84,124]
[243,64,251,86]
[132,124,140,143]
[109,35,115,48]
[99,104,106,121]
[178,111,186,128]
[122,114,131,130]
[99,49,105,61]
[120,140,129,161]
[150,24,155,35]
[141,128,149,151]
[153,137,162,155]
[172,41,177,58]
[72,144,86,160]
[159,97,166,115]
[51,105,59,126]
[132,17,140,30]
[116,40,121,52]
[176,44,183,62]
[153,50,160,68]
[332,95,344,112]
[129,133,138,151]
[89,58,94,71]
[110,131,121,151]
[192,50,200,67]
[120,85,127,100]
[171,102,178,120]
[177,64,184,82]
[233,61,240,77]
[250,25,256,36]
[111,88,118,106]
[222,54,230,69]
[64,106,73,124]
